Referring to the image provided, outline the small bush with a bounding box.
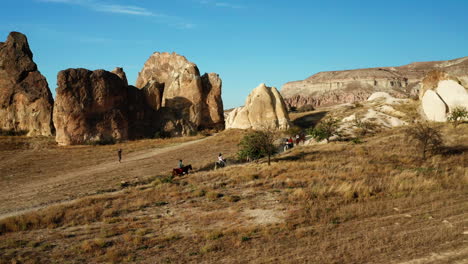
[87,136,116,146]
[405,123,443,159]
[297,104,315,112]
[447,106,468,127]
[226,195,241,202]
[153,130,170,139]
[307,117,341,143]
[206,191,223,201]
[353,116,377,136]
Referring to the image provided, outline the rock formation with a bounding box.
[0,32,54,136]
[111,67,128,86]
[419,71,468,122]
[201,73,224,129]
[226,83,290,130]
[282,57,468,109]
[53,69,129,145]
[135,52,224,136]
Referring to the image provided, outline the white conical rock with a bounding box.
[226,83,291,130]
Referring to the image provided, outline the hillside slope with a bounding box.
[1,124,466,263]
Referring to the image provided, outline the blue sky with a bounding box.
[1,0,467,109]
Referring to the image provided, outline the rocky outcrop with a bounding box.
[421,90,447,122]
[53,69,129,145]
[135,52,224,135]
[226,83,290,130]
[111,67,128,86]
[282,57,468,109]
[0,32,54,136]
[201,73,224,130]
[419,71,468,122]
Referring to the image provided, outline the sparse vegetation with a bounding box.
[307,117,341,143]
[405,122,443,159]
[353,116,377,136]
[0,122,466,263]
[447,106,468,127]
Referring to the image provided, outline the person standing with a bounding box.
[117,148,122,163]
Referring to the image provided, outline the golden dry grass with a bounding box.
[0,124,467,263]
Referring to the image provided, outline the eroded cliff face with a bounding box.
[0,32,54,136]
[226,83,290,130]
[136,52,224,136]
[282,57,468,109]
[53,69,129,145]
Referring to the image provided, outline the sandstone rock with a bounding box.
[226,83,290,130]
[421,90,447,122]
[419,71,468,122]
[111,67,128,86]
[135,52,224,135]
[0,32,54,136]
[53,68,129,145]
[201,73,224,130]
[367,92,408,104]
[436,80,468,110]
[282,57,468,109]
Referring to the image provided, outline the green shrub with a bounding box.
[237,130,277,165]
[447,106,468,127]
[307,117,341,143]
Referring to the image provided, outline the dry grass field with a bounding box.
[0,121,467,263]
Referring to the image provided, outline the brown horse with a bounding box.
[172,164,193,176]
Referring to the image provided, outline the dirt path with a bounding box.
[0,135,235,220]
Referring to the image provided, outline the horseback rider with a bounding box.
[178,159,184,169]
[217,153,226,167]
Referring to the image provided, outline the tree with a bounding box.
[405,123,443,160]
[237,130,277,165]
[307,117,341,143]
[447,106,468,127]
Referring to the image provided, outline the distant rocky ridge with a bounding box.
[281,57,468,109]
[0,32,54,136]
[226,83,290,130]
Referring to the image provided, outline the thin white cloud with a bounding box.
[92,4,155,16]
[37,0,195,28]
[39,0,157,17]
[199,0,244,9]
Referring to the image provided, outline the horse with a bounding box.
[172,164,193,176]
[214,159,227,170]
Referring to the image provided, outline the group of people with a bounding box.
[284,134,306,151]
[116,148,226,171]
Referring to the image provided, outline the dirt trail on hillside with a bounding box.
[0,135,233,220]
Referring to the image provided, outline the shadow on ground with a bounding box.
[293,111,328,129]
